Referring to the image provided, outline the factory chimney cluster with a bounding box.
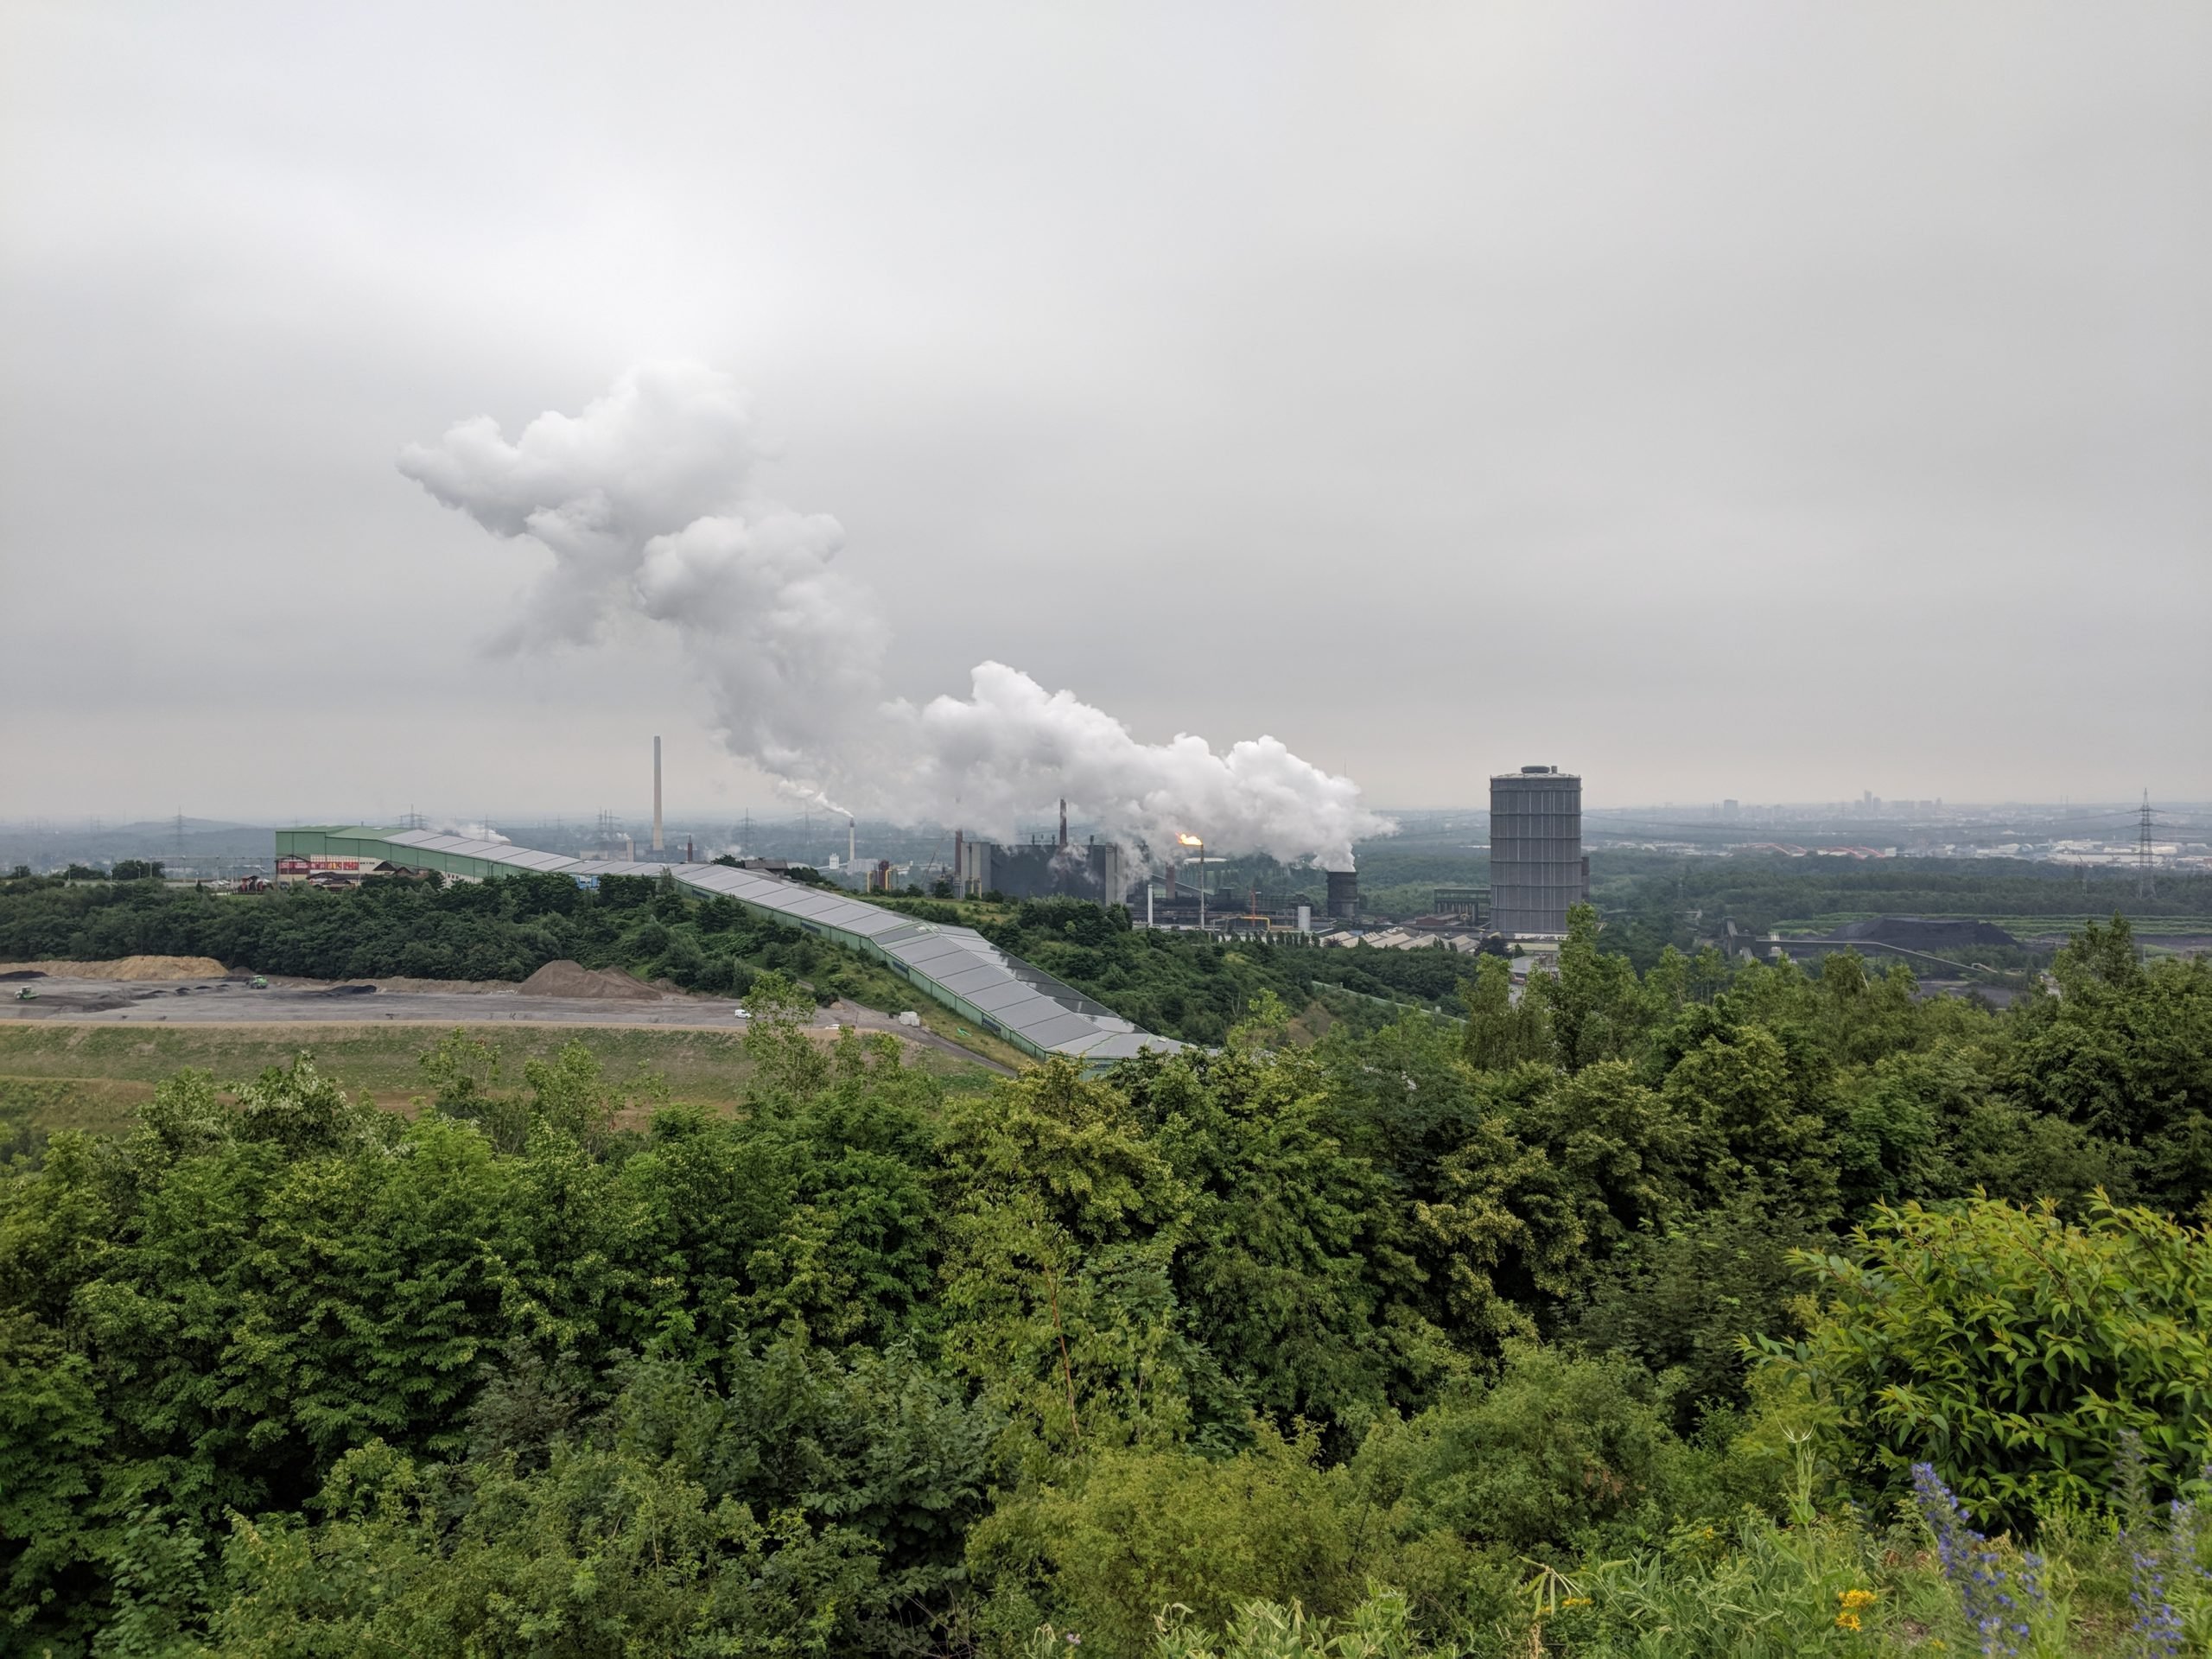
[628,724,1583,944]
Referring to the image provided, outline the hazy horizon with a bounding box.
[5,793,2203,834]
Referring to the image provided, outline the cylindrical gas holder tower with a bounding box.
[1489,766,1583,937]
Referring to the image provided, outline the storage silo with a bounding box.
[1489,766,1585,937]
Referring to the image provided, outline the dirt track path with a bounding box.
[2,975,1016,1075]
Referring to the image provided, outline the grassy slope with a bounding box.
[0,1021,1004,1140]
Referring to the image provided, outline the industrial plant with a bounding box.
[952,804,1126,904]
[270,823,1172,1067]
[257,742,1602,1058]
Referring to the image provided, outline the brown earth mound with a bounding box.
[517,959,663,1001]
[0,955,228,981]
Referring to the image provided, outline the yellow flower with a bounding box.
[1834,1611,1862,1631]
[1837,1588,1877,1611]
[1560,1597,1591,1610]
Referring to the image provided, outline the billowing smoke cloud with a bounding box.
[887,664,1386,867]
[399,364,1390,866]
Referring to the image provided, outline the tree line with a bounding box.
[1,874,1507,1044]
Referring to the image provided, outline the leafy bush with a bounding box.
[1351,1345,1690,1557]
[1757,1195,2212,1524]
[971,1425,1361,1656]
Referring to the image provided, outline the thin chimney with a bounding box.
[1058,798,1068,849]
[652,736,664,852]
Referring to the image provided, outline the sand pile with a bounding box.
[0,955,228,981]
[518,960,663,1001]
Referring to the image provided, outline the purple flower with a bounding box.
[1911,1465,2048,1658]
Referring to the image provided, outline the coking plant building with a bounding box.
[954,837,1126,904]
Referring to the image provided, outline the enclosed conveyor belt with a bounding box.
[273,827,1177,1068]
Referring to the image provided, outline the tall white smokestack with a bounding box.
[652,736,664,852]
[848,816,855,869]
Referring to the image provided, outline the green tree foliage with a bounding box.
[1121,1032,1424,1434]
[0,870,874,1005]
[1574,1195,1828,1420]
[2007,918,2212,1209]
[214,1345,1006,1656]
[3,906,2208,1655]
[971,1423,1361,1655]
[1528,905,1660,1072]
[1350,1345,1689,1559]
[1758,1195,2212,1525]
[1459,956,1550,1071]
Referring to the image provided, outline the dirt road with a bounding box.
[2,973,1014,1074]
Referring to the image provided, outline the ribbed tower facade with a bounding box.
[1489,766,1585,937]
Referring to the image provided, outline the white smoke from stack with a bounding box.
[434,818,510,845]
[399,365,1392,867]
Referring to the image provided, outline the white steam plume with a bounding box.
[430,818,511,844]
[399,364,1391,867]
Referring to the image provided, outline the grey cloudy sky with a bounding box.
[3,2,2205,824]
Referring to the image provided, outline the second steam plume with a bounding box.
[398,364,1389,866]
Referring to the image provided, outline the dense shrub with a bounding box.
[1758,1195,2212,1523]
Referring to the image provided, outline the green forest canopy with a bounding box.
[3,914,2210,1654]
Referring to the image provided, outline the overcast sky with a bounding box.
[3,2,2205,825]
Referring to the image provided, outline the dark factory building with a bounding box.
[954,826,1127,903]
[1325,868,1359,920]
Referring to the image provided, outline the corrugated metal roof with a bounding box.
[1012,1011,1108,1049]
[1080,1033,1161,1060]
[963,977,1050,1014]
[883,937,971,969]
[931,963,1014,996]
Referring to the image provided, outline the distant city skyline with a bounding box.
[5,792,2208,831]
